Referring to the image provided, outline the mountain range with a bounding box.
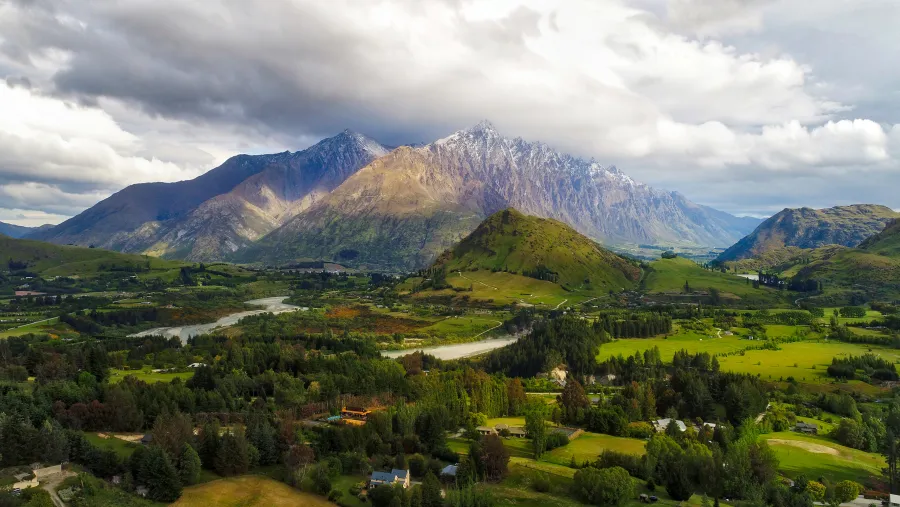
[0,221,36,239]
[716,204,899,262]
[30,121,761,270]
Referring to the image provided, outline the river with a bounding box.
[381,334,521,360]
[128,296,302,343]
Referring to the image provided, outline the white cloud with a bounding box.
[0,0,898,220]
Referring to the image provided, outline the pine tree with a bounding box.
[177,444,202,486]
[140,446,182,502]
[197,420,221,469]
[215,429,251,476]
[421,471,443,507]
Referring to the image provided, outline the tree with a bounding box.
[807,481,826,502]
[833,481,861,503]
[152,411,194,458]
[197,420,221,469]
[215,429,251,476]
[422,471,443,507]
[525,404,548,459]
[478,434,510,482]
[177,444,201,486]
[140,446,182,502]
[559,379,590,424]
[507,378,527,415]
[572,466,634,506]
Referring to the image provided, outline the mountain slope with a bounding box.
[716,204,899,262]
[0,235,182,277]
[244,122,758,270]
[32,131,388,261]
[432,208,641,291]
[0,221,34,239]
[859,218,900,256]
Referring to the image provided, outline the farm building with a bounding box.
[795,422,818,434]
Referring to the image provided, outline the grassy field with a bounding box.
[173,476,331,507]
[545,432,646,466]
[717,340,900,383]
[109,367,194,384]
[0,317,61,338]
[761,431,885,485]
[597,325,748,362]
[420,314,504,337]
[411,270,610,308]
[644,258,786,305]
[83,432,140,458]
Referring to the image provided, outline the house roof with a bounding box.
[476,426,496,432]
[441,465,458,476]
[371,471,397,482]
[391,469,408,480]
[654,418,687,432]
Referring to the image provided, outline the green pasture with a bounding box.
[83,432,140,458]
[109,367,194,384]
[761,431,885,485]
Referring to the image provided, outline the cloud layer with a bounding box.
[1,0,898,223]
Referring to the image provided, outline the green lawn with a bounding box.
[761,431,885,485]
[544,432,646,466]
[83,432,140,458]
[109,367,194,384]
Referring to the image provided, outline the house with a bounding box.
[508,427,527,438]
[369,469,410,489]
[441,464,458,478]
[652,419,687,433]
[476,426,497,436]
[341,407,372,426]
[598,373,617,386]
[494,424,509,432]
[795,422,818,435]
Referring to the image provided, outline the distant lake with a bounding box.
[736,274,759,281]
[382,335,521,360]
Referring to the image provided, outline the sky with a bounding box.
[1,0,898,226]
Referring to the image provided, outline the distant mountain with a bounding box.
[32,131,388,261]
[243,121,759,270]
[859,218,900,256]
[432,208,641,291]
[716,205,899,262]
[0,221,34,239]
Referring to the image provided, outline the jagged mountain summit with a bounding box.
[241,121,759,270]
[716,204,900,262]
[32,130,389,261]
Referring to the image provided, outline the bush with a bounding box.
[626,422,654,439]
[532,473,551,493]
[328,489,344,502]
[573,466,634,507]
[596,450,646,480]
[545,432,570,450]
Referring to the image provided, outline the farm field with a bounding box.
[597,331,747,362]
[109,367,194,384]
[761,431,885,485]
[643,257,787,304]
[544,432,646,466]
[173,476,332,507]
[717,340,900,383]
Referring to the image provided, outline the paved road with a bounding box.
[10,317,56,330]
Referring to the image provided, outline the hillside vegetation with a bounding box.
[718,204,898,262]
[644,257,787,305]
[0,235,184,277]
[432,208,641,292]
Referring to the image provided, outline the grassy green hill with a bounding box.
[859,218,900,255]
[644,257,787,305]
[0,235,184,277]
[432,208,641,292]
